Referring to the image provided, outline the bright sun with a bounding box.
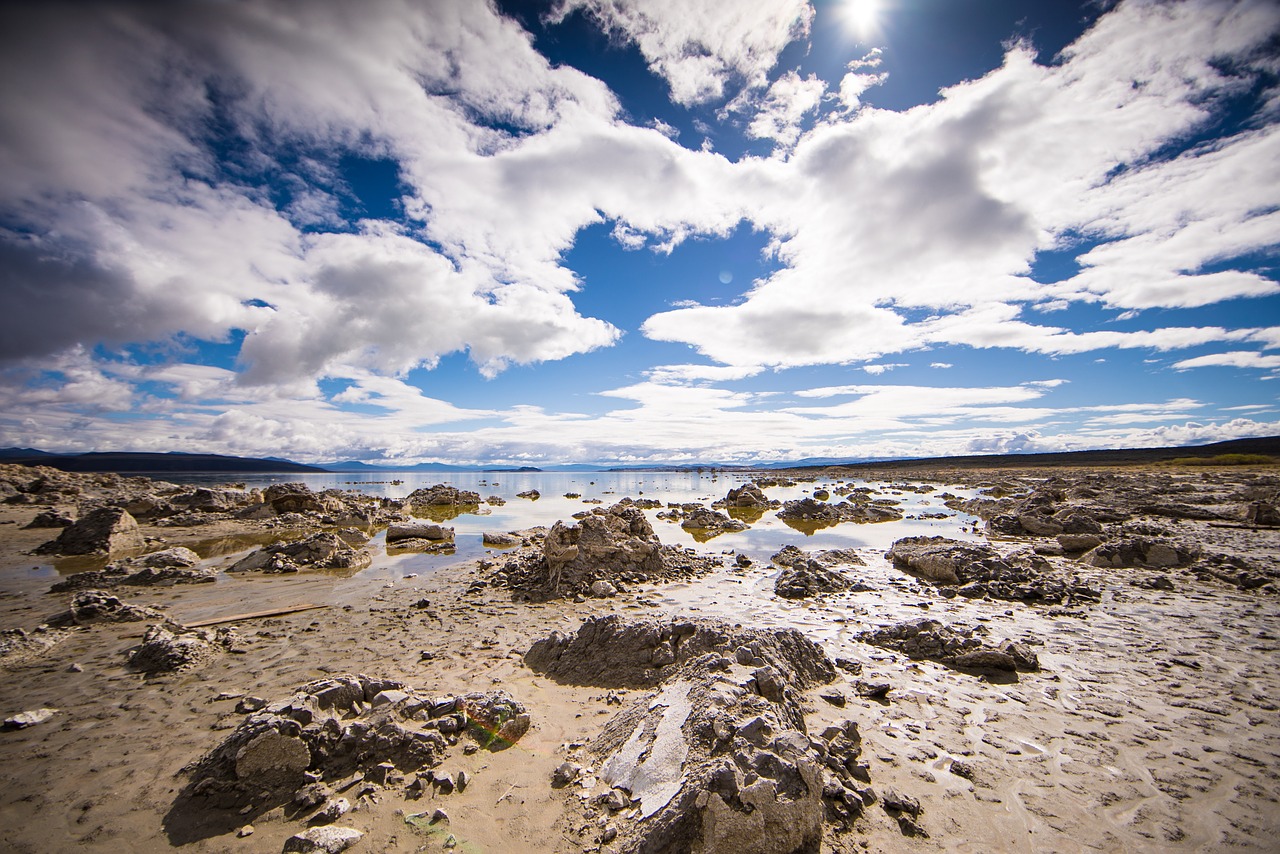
[841,0,884,41]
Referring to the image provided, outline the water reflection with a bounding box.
[153,471,985,582]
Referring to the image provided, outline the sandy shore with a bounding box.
[0,465,1277,852]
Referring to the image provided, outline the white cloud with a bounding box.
[550,0,814,105]
[731,71,827,148]
[643,0,1280,368]
[862,363,907,375]
[1172,351,1280,370]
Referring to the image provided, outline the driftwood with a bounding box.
[182,603,330,628]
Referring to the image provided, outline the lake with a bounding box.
[158,470,984,582]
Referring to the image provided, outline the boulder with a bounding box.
[405,484,481,507]
[34,506,145,558]
[777,497,902,529]
[721,483,772,509]
[263,483,326,514]
[886,536,1094,605]
[543,502,663,594]
[229,532,371,573]
[64,590,166,625]
[23,509,74,529]
[282,827,363,853]
[2,708,58,730]
[775,559,864,600]
[534,616,849,854]
[524,614,834,695]
[1082,537,1199,569]
[858,617,1038,673]
[386,522,454,542]
[1245,501,1280,526]
[680,507,748,539]
[481,531,520,547]
[50,547,211,592]
[129,624,238,673]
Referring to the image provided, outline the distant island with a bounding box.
[2,435,1275,475]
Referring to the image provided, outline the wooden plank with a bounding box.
[182,603,330,628]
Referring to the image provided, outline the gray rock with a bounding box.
[404,484,480,507]
[128,623,237,673]
[386,521,454,542]
[3,708,57,729]
[65,589,165,625]
[34,506,145,558]
[229,532,371,573]
[543,502,663,594]
[235,731,311,786]
[481,531,519,547]
[589,580,618,598]
[282,826,363,853]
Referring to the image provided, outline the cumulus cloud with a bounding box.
[549,0,814,105]
[729,70,827,148]
[643,0,1280,369]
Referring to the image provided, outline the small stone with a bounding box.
[443,834,457,849]
[371,689,410,707]
[237,825,254,838]
[551,761,580,788]
[601,825,618,844]
[236,696,268,713]
[589,580,618,598]
[67,663,84,673]
[855,681,891,700]
[314,797,350,823]
[819,689,846,707]
[3,708,57,729]
[431,807,449,824]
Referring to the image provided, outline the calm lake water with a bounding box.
[159,470,984,581]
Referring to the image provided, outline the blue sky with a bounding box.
[0,0,1277,466]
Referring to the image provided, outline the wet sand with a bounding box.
[0,466,1277,852]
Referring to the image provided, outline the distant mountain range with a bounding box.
[2,435,1275,475]
[0,450,326,474]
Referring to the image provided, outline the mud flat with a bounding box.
[0,462,1277,852]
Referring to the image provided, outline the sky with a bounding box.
[0,0,1278,467]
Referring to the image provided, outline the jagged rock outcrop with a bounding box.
[529,616,856,854]
[524,614,835,692]
[886,536,1098,604]
[775,559,868,600]
[129,623,238,672]
[1083,537,1199,569]
[680,507,749,539]
[50,547,211,592]
[58,590,166,625]
[777,497,902,530]
[33,506,146,557]
[174,675,528,817]
[228,532,371,573]
[405,484,481,508]
[859,617,1040,673]
[543,502,664,594]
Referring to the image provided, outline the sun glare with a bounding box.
[841,0,884,41]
